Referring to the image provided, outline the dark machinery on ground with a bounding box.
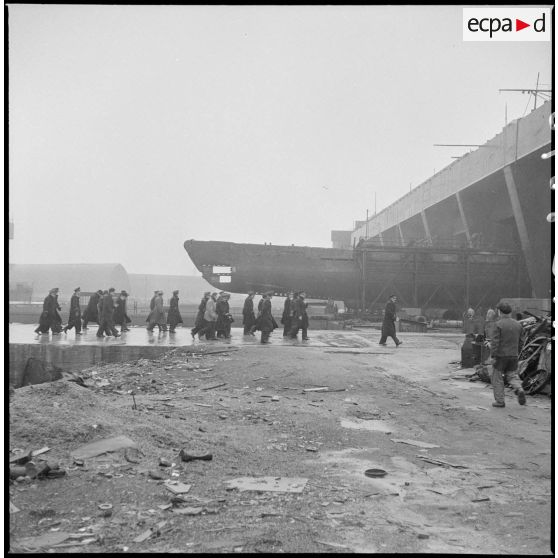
[517,311,553,395]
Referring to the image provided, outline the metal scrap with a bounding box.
[415,455,468,468]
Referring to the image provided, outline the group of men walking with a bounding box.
[35,287,133,337]
[35,287,314,345]
[190,291,234,340]
[146,290,184,333]
[189,290,310,344]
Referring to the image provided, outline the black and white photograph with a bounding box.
[7,4,553,554]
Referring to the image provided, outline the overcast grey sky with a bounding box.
[8,5,551,275]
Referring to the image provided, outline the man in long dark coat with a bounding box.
[51,289,63,333]
[191,292,210,339]
[281,292,295,337]
[82,289,103,329]
[147,291,167,332]
[35,288,62,334]
[290,291,309,340]
[97,291,107,327]
[260,291,276,344]
[379,294,402,347]
[242,292,256,335]
[216,293,233,339]
[63,287,82,335]
[167,290,183,333]
[114,290,132,332]
[250,295,266,333]
[97,288,120,338]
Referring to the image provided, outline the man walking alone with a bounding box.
[379,294,402,347]
[490,301,526,408]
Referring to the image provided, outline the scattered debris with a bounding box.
[224,477,308,493]
[340,418,392,433]
[124,447,144,464]
[71,436,137,460]
[364,468,387,478]
[172,507,203,515]
[10,466,27,479]
[15,531,72,550]
[201,382,227,391]
[179,450,213,462]
[314,540,351,549]
[415,455,468,469]
[303,387,346,393]
[391,439,440,449]
[10,447,50,465]
[133,529,155,543]
[164,481,192,495]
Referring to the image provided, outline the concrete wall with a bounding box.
[9,343,192,388]
[351,102,552,242]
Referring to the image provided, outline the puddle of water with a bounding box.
[340,418,394,433]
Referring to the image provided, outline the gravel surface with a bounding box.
[8,330,552,554]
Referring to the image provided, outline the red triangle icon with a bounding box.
[516,19,530,31]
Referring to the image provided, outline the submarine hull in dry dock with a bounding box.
[183,239,530,310]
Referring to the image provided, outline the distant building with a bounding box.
[330,230,352,250]
[9,263,131,302]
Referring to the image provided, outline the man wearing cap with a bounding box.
[97,288,120,338]
[216,292,233,339]
[242,292,256,335]
[147,291,167,332]
[146,290,158,326]
[250,293,266,334]
[490,302,526,408]
[35,288,61,335]
[259,291,276,344]
[51,288,63,334]
[379,295,402,347]
[167,290,183,333]
[82,289,103,329]
[97,290,107,328]
[202,292,218,340]
[290,291,309,340]
[114,290,132,333]
[191,292,211,339]
[63,287,82,335]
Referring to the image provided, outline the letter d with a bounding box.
[534,13,545,32]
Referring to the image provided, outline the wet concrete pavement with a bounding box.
[9,323,461,350]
